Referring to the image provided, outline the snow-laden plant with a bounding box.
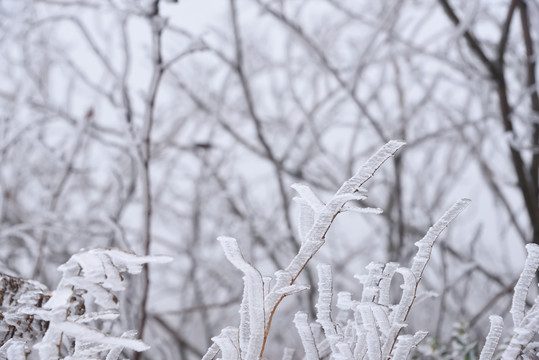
[0,248,171,359]
[3,141,539,360]
[201,140,471,360]
[279,198,469,360]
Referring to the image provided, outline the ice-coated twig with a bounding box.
[381,267,415,357]
[264,270,293,326]
[316,264,339,339]
[294,312,320,360]
[218,237,265,360]
[212,327,240,360]
[290,198,469,360]
[353,329,368,360]
[510,244,539,328]
[337,140,405,195]
[391,331,427,360]
[316,264,356,358]
[295,196,316,244]
[201,343,220,360]
[360,262,384,303]
[371,305,390,338]
[410,198,471,282]
[291,183,325,213]
[293,183,324,244]
[238,284,250,356]
[378,262,399,307]
[391,335,414,360]
[359,303,382,360]
[479,315,504,360]
[286,140,405,280]
[522,341,539,359]
[501,244,539,360]
[502,306,539,360]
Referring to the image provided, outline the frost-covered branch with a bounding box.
[207,141,405,359]
[293,200,469,360]
[501,244,539,360]
[0,248,171,359]
[204,139,539,360]
[479,315,504,360]
[477,244,539,360]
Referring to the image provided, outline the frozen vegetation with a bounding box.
[2,142,539,359]
[1,0,539,359]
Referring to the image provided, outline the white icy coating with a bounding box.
[392,332,427,360]
[359,303,382,360]
[510,244,539,328]
[54,321,149,351]
[479,315,504,360]
[410,199,471,281]
[202,343,221,360]
[469,243,539,360]
[212,327,240,360]
[294,312,320,360]
[218,237,265,360]
[337,140,405,195]
[360,262,384,303]
[58,248,172,289]
[316,264,337,337]
[0,340,26,360]
[291,198,469,360]
[502,244,539,360]
[1,247,169,359]
[315,264,353,358]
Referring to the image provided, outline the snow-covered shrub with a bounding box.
[0,248,171,359]
[203,141,539,360]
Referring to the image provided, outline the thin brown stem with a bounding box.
[136,2,164,356]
